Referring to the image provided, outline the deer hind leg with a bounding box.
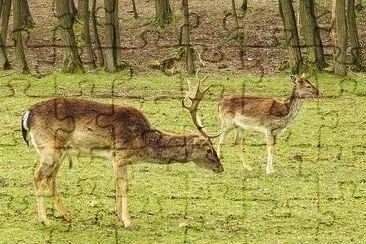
[47,155,71,222]
[217,120,235,158]
[234,127,252,171]
[217,130,228,158]
[34,149,64,226]
[113,159,132,229]
[265,132,276,174]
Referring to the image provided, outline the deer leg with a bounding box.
[34,150,63,226]
[266,132,276,174]
[113,160,132,229]
[217,127,231,158]
[47,156,71,222]
[234,128,252,171]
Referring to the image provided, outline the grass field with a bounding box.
[0,71,366,243]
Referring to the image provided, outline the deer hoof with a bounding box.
[41,219,51,227]
[124,225,138,231]
[62,212,71,222]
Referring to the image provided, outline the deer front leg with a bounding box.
[113,160,132,229]
[266,132,276,174]
[47,162,71,222]
[217,127,231,158]
[34,150,64,226]
[234,127,252,171]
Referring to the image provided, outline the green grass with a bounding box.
[0,71,366,243]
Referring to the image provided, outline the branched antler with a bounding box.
[182,71,221,138]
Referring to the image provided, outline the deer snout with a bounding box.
[213,163,224,173]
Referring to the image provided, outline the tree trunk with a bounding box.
[241,0,248,11]
[104,0,121,72]
[347,0,364,71]
[20,0,34,29]
[91,0,104,66]
[278,0,303,74]
[55,0,84,73]
[332,0,347,76]
[155,0,172,27]
[0,0,11,39]
[182,0,194,74]
[299,0,326,70]
[78,0,96,69]
[231,0,240,37]
[0,0,11,69]
[13,0,29,73]
[131,0,138,19]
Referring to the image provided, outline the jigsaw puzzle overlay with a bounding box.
[1,0,366,243]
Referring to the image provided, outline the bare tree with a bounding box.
[78,0,96,69]
[0,0,12,69]
[155,0,171,26]
[131,0,138,19]
[182,0,194,74]
[347,0,364,71]
[55,0,83,73]
[241,0,248,11]
[13,0,30,73]
[299,0,326,70]
[231,0,240,37]
[278,0,303,73]
[104,0,121,72]
[332,0,347,76]
[91,0,104,66]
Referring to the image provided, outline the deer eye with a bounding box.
[206,148,213,155]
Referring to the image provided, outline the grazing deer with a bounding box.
[183,74,320,174]
[21,98,223,229]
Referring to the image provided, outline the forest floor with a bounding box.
[3,0,365,76]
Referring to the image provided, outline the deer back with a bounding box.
[24,98,151,154]
[219,95,291,120]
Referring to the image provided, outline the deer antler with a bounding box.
[182,71,222,139]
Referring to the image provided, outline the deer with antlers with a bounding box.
[183,73,320,174]
[22,98,223,229]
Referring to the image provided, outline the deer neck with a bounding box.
[285,87,304,123]
[140,130,196,164]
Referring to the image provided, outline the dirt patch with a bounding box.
[3,0,366,75]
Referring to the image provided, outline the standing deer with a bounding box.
[183,74,320,174]
[21,98,223,229]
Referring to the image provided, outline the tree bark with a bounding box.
[13,0,30,73]
[0,0,11,39]
[104,0,121,72]
[231,0,240,37]
[347,0,364,71]
[155,0,172,27]
[55,0,84,73]
[91,0,104,66]
[332,0,347,76]
[278,0,303,74]
[20,0,34,29]
[78,0,96,69]
[241,0,248,11]
[131,0,138,19]
[0,0,11,69]
[299,0,326,70]
[182,0,194,74]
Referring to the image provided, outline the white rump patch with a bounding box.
[22,110,30,131]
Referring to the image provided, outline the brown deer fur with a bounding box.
[216,75,320,174]
[22,98,223,228]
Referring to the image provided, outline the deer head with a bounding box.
[290,74,320,98]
